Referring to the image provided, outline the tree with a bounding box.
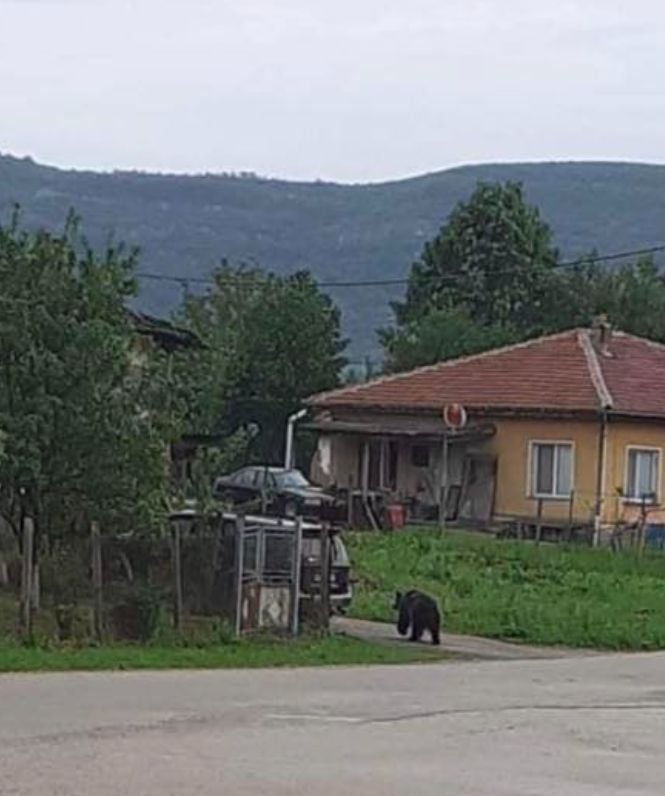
[396,182,559,333]
[177,264,347,463]
[589,256,665,341]
[383,182,559,369]
[541,254,665,341]
[380,307,516,373]
[0,214,178,542]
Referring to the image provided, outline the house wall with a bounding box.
[602,419,665,525]
[486,417,600,524]
[313,409,665,527]
[315,414,602,522]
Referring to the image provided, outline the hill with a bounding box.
[2,155,665,357]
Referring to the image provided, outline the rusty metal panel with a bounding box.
[258,586,291,631]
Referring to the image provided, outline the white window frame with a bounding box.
[528,440,574,500]
[624,446,661,504]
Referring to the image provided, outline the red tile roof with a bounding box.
[309,329,665,418]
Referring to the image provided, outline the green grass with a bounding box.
[346,528,665,650]
[0,634,436,673]
[0,588,441,672]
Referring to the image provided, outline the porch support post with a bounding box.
[361,440,370,499]
[379,439,387,491]
[438,433,449,533]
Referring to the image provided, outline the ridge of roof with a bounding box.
[611,329,665,353]
[577,329,614,410]
[308,327,581,405]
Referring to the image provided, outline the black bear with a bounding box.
[393,590,441,645]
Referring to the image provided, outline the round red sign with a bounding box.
[443,403,467,430]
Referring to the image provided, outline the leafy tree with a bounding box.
[177,264,347,463]
[380,307,516,373]
[541,254,665,341]
[395,182,559,333]
[0,214,179,542]
[589,256,665,341]
[382,182,559,369]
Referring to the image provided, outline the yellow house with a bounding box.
[305,325,665,538]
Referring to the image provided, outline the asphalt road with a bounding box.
[1,652,664,795]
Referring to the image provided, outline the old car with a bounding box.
[213,466,338,520]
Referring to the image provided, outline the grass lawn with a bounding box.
[0,634,439,673]
[346,528,665,650]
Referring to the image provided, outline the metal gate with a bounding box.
[233,519,302,635]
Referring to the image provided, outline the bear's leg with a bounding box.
[410,617,423,642]
[430,617,441,646]
[397,604,411,636]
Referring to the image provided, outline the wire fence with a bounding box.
[0,516,319,646]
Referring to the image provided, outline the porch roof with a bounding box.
[302,418,496,443]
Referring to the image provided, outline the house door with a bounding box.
[358,440,396,492]
[368,441,381,490]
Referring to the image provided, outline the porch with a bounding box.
[304,414,497,528]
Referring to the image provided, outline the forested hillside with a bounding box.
[2,154,665,356]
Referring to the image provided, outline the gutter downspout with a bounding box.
[284,408,308,469]
[579,328,613,548]
[593,409,609,547]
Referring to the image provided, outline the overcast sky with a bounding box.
[1,0,664,182]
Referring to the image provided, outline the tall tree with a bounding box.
[0,215,178,541]
[177,264,346,463]
[384,182,559,369]
[397,181,559,330]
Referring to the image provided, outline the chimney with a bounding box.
[591,314,613,357]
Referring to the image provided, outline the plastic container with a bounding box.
[385,503,405,529]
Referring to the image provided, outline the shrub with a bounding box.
[109,582,162,642]
[40,544,90,642]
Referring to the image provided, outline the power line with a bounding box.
[134,243,665,291]
[1,243,662,311]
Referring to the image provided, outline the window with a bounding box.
[530,442,572,498]
[232,468,255,487]
[625,448,660,502]
[411,444,430,468]
[274,470,310,489]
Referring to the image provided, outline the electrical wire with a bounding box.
[134,243,665,290]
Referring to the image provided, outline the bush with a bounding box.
[109,583,162,642]
[40,544,90,642]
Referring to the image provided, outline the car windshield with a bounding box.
[274,470,310,489]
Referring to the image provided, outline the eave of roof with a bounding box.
[126,309,205,350]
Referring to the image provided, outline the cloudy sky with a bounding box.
[1,0,664,182]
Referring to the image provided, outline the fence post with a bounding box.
[638,495,648,556]
[234,514,246,637]
[535,498,543,544]
[566,490,575,542]
[91,521,103,642]
[171,520,183,631]
[19,516,34,642]
[291,516,303,636]
[320,524,331,631]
